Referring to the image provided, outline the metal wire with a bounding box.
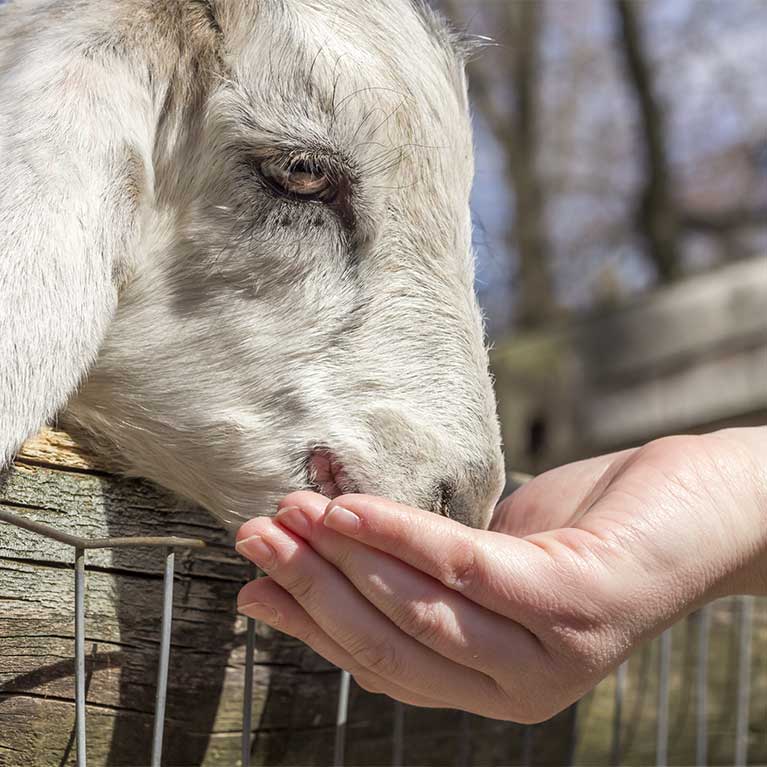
[566,702,579,767]
[0,508,204,767]
[74,547,87,767]
[391,701,405,767]
[242,617,257,767]
[3,504,764,766]
[151,549,175,767]
[0,508,206,550]
[457,711,471,767]
[735,596,753,767]
[696,607,710,767]
[522,725,534,767]
[610,661,628,766]
[656,630,671,767]
[334,670,351,767]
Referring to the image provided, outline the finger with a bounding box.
[234,515,509,716]
[272,495,544,678]
[314,493,552,620]
[493,448,639,536]
[237,577,445,709]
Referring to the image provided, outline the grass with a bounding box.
[574,597,767,766]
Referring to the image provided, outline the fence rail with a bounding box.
[0,507,763,766]
[0,509,205,767]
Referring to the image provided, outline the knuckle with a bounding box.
[281,572,315,604]
[273,612,328,652]
[441,539,478,592]
[348,637,400,678]
[395,600,445,646]
[290,623,320,648]
[328,543,354,574]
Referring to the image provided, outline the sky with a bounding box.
[463,0,767,332]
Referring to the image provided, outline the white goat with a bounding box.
[0,0,505,529]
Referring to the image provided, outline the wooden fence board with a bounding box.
[6,429,759,765]
[492,256,767,472]
[0,430,330,766]
[3,430,564,766]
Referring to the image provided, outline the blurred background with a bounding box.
[435,0,767,479]
[427,3,767,765]
[0,3,763,766]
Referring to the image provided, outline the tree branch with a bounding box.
[681,207,767,233]
[614,0,682,282]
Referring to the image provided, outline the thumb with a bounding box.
[491,448,638,536]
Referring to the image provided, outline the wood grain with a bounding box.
[0,430,339,766]
[1,430,555,766]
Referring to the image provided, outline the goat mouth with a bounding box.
[306,448,358,499]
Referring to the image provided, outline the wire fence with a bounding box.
[0,507,763,766]
[0,508,206,767]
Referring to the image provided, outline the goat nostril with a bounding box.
[436,480,456,518]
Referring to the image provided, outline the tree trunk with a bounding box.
[615,0,682,283]
[443,0,557,328]
[505,1,557,328]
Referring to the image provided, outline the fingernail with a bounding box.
[324,505,360,535]
[275,506,311,537]
[235,534,275,568]
[238,601,280,623]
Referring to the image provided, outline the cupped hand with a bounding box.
[235,428,766,722]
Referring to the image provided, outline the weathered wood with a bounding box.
[2,431,766,765]
[16,429,110,472]
[3,430,554,766]
[1,430,351,766]
[492,256,767,472]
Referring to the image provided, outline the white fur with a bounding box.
[0,0,504,528]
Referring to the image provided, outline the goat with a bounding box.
[0,0,505,529]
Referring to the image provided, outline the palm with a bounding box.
[493,433,757,605]
[491,448,637,536]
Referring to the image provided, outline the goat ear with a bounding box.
[0,13,152,467]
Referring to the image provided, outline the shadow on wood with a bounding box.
[0,430,251,765]
[0,430,586,766]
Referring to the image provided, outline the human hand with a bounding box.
[235,428,766,721]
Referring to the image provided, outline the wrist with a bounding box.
[706,427,767,597]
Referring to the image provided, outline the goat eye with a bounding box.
[259,157,336,203]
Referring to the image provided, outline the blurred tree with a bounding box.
[443,0,558,328]
[614,0,681,282]
[438,0,767,332]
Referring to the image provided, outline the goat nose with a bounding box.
[431,463,504,529]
